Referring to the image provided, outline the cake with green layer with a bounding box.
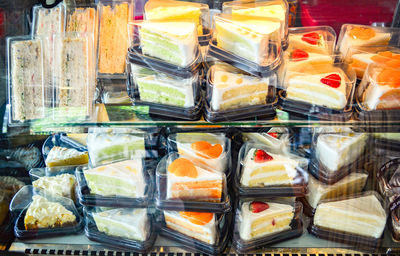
[84,159,145,198]
[132,65,195,108]
[139,20,198,67]
[93,208,149,241]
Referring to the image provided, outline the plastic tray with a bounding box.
[84,207,156,252]
[232,200,303,253]
[75,160,155,208]
[391,206,400,241]
[377,158,400,211]
[99,78,131,105]
[234,142,308,197]
[155,153,231,213]
[157,211,232,255]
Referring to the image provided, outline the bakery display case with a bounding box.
[2,0,400,255]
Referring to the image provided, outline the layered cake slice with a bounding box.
[314,193,387,238]
[214,14,281,65]
[164,211,217,244]
[84,159,145,198]
[209,63,270,111]
[240,148,299,187]
[32,174,76,201]
[93,208,149,241]
[139,20,198,67]
[24,195,76,229]
[45,146,88,167]
[289,30,332,55]
[306,172,368,209]
[239,201,294,241]
[285,49,333,72]
[315,132,367,172]
[167,157,223,202]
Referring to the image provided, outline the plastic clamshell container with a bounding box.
[287,26,336,55]
[204,62,277,122]
[391,206,400,241]
[235,142,308,197]
[100,78,131,105]
[6,36,46,125]
[157,210,232,255]
[155,153,231,213]
[231,199,303,253]
[377,158,400,211]
[66,4,98,46]
[355,63,400,123]
[84,206,156,252]
[9,185,83,239]
[209,14,282,76]
[241,128,292,155]
[31,3,66,38]
[308,130,368,185]
[373,133,400,152]
[222,0,289,49]
[337,24,400,58]
[144,0,211,46]
[75,159,154,207]
[279,62,356,121]
[97,0,133,78]
[308,191,387,249]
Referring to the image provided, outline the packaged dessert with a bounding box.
[100,79,131,105]
[241,128,292,155]
[157,210,231,254]
[235,142,308,197]
[97,0,133,77]
[155,153,231,213]
[280,61,356,121]
[337,24,400,58]
[232,199,303,253]
[391,205,400,241]
[6,36,46,124]
[373,133,400,152]
[287,26,336,55]
[84,206,156,252]
[75,159,154,208]
[9,185,83,239]
[377,158,400,211]
[309,191,387,249]
[209,14,282,76]
[144,0,211,46]
[204,62,278,122]
[308,129,368,184]
[222,0,289,49]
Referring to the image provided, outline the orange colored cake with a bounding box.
[350,51,400,79]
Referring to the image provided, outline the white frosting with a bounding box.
[314,194,387,238]
[239,201,293,240]
[241,148,298,187]
[315,132,367,172]
[93,208,148,241]
[289,33,329,54]
[45,146,87,166]
[32,174,76,200]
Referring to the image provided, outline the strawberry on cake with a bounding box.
[285,48,333,72]
[289,30,334,55]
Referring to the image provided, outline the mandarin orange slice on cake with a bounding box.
[348,27,376,40]
[179,212,213,225]
[191,141,223,159]
[168,158,198,178]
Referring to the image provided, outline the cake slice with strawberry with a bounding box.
[240,148,299,187]
[289,31,332,55]
[285,48,333,72]
[239,201,294,240]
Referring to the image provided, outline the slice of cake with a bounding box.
[289,31,331,55]
[45,146,89,167]
[24,195,76,229]
[209,63,269,111]
[314,193,387,238]
[349,51,400,79]
[239,201,294,241]
[240,148,299,187]
[315,132,367,172]
[175,133,228,173]
[306,172,368,209]
[167,157,223,202]
[84,159,145,198]
[132,64,195,108]
[93,208,149,241]
[139,20,198,67]
[286,65,350,109]
[214,14,281,65]
[32,174,76,201]
[164,211,217,244]
[285,49,333,72]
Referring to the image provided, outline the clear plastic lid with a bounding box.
[288,26,336,55]
[99,78,131,105]
[232,198,303,253]
[167,132,231,174]
[222,0,288,49]
[377,158,400,211]
[97,0,133,78]
[6,36,46,124]
[155,153,231,213]
[66,4,98,47]
[212,13,282,69]
[52,32,96,123]
[241,128,292,155]
[337,24,400,58]
[391,206,400,241]
[129,20,200,68]
[235,142,308,197]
